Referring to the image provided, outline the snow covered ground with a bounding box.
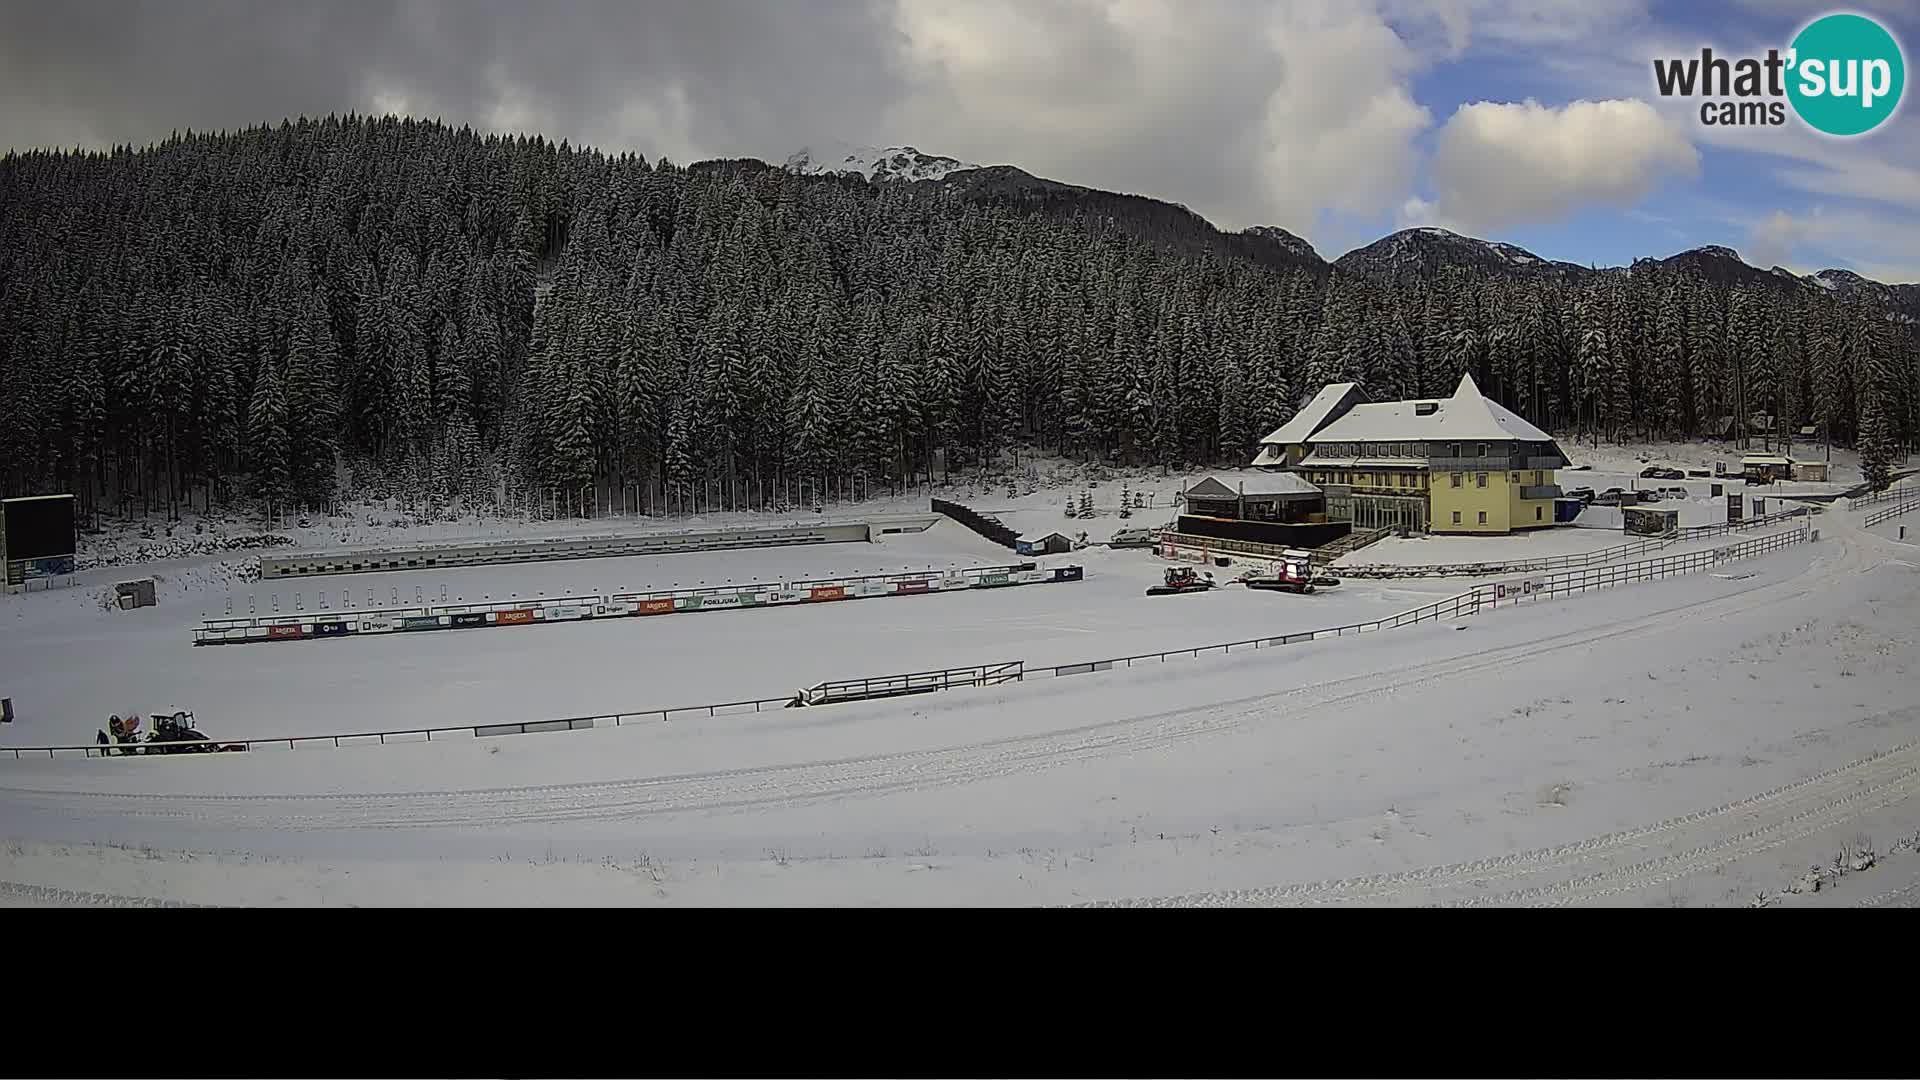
[0,520,1453,747]
[5,460,1917,907]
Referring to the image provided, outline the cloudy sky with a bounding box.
[3,0,1917,280]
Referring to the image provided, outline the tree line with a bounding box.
[2,114,1913,522]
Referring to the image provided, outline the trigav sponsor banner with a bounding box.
[195,564,1086,645]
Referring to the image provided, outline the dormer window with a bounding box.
[1414,402,1438,416]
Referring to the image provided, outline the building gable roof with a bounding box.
[1259,383,1362,446]
[1185,473,1323,500]
[1307,373,1553,444]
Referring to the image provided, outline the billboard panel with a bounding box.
[1,494,77,561]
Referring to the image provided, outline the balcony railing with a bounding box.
[1428,456,1566,474]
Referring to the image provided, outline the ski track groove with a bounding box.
[0,879,207,908]
[1857,872,1920,908]
[1086,732,1919,907]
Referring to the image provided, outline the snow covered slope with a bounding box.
[1333,227,1589,279]
[784,141,979,182]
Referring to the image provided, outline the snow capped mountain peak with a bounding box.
[1686,244,1745,263]
[1332,227,1575,277]
[784,141,979,183]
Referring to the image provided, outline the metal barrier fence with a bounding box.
[7,520,1811,761]
[1030,520,1811,678]
[1852,483,1918,509]
[8,694,803,759]
[794,662,1026,707]
[1864,499,1920,528]
[1330,507,1810,580]
[1334,532,1676,579]
[1675,507,1811,540]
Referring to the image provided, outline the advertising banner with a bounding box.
[313,621,351,636]
[543,605,586,620]
[636,598,676,616]
[895,579,931,594]
[495,609,535,625]
[266,624,305,640]
[450,612,488,627]
[400,615,444,631]
[976,573,1010,587]
[360,616,394,633]
[810,585,847,601]
[1052,566,1085,582]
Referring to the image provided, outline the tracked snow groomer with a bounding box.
[1146,566,1216,596]
[1242,558,1317,594]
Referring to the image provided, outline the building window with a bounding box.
[1451,473,1462,487]
[1534,471,1542,485]
[1476,473,1488,488]
[1452,510,1461,524]
[1511,472,1521,484]
[1536,506,1544,521]
[1478,511,1488,525]
[1477,443,1487,457]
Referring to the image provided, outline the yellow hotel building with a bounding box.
[1250,373,1569,535]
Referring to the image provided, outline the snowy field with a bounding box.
[4,458,1918,907]
[2,513,1916,908]
[0,520,1448,747]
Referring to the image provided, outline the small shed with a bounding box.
[1622,505,1679,537]
[1792,460,1829,482]
[1015,531,1074,556]
[1742,454,1792,481]
[113,579,157,610]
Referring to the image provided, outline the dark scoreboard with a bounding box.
[2,494,77,586]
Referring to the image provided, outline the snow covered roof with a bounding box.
[1250,445,1286,467]
[1259,383,1361,446]
[1742,454,1792,465]
[1308,374,1552,444]
[1184,473,1323,501]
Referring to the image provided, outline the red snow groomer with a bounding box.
[1242,558,1317,595]
[1146,565,1216,596]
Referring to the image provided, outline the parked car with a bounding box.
[1565,486,1596,504]
[1592,487,1628,506]
[1640,466,1686,480]
[1659,486,1691,500]
[1108,527,1159,549]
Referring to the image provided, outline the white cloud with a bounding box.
[883,0,1435,246]
[1428,97,1699,230]
[1745,208,1809,269]
[1725,204,1920,283]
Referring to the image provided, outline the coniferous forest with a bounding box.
[2,115,1916,523]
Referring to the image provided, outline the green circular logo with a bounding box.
[1787,13,1906,136]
